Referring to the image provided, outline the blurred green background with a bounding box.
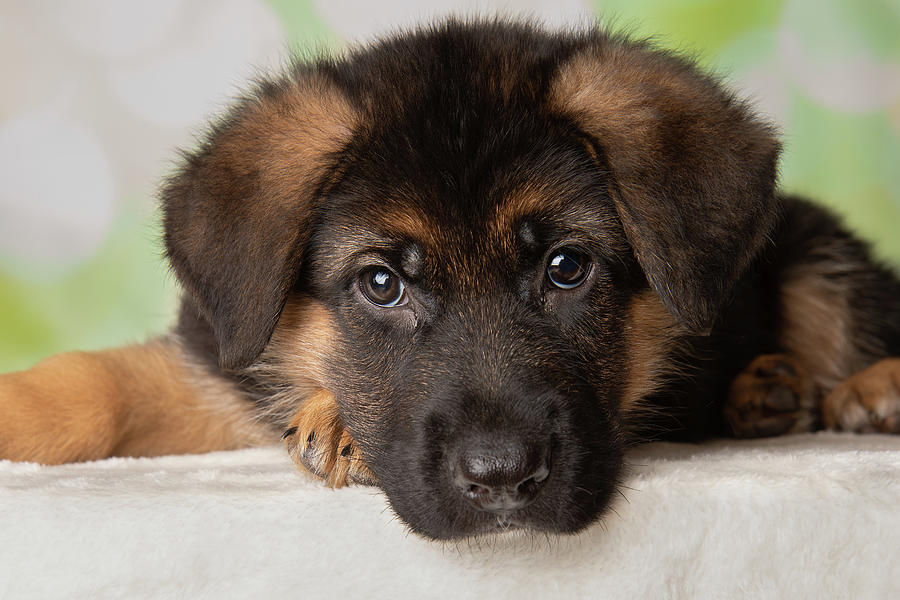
[1,0,898,373]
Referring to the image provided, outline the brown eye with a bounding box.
[547,248,591,289]
[360,267,407,307]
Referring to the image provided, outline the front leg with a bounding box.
[282,389,376,487]
[0,351,123,463]
[0,340,271,463]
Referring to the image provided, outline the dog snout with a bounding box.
[452,437,550,512]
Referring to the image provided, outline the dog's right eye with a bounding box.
[359,267,407,307]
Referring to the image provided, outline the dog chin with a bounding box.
[396,495,607,540]
[417,514,595,541]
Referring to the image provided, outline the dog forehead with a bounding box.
[309,26,627,281]
[319,184,539,270]
[330,110,607,235]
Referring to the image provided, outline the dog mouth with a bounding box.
[362,360,624,539]
[484,515,529,533]
[444,509,531,537]
[375,430,623,540]
[492,513,528,533]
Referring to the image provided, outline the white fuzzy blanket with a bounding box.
[1,433,898,599]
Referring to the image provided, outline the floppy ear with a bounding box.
[162,70,357,370]
[551,39,781,333]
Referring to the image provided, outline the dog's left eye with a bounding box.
[359,267,407,307]
[546,247,591,289]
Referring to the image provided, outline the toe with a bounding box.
[764,384,799,412]
[726,354,818,438]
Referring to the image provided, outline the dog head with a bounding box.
[163,20,780,539]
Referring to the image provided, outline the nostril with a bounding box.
[453,440,551,512]
[466,483,489,498]
[517,479,535,495]
[529,462,550,485]
[514,460,549,495]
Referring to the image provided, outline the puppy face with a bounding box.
[301,118,638,537]
[163,20,780,539]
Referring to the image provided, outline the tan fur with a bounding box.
[0,339,274,464]
[621,290,685,415]
[239,77,358,207]
[246,297,338,425]
[549,46,754,174]
[779,270,877,392]
[266,298,336,384]
[490,184,555,237]
[0,352,123,463]
[285,389,345,482]
[382,206,440,247]
[359,200,444,259]
[823,358,900,432]
[257,297,379,486]
[551,49,684,160]
[282,388,376,487]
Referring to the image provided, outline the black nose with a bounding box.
[453,439,550,512]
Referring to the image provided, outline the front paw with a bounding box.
[823,358,900,433]
[282,389,376,487]
[725,354,819,438]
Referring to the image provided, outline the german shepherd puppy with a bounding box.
[1,19,899,540]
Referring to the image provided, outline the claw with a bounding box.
[281,389,377,488]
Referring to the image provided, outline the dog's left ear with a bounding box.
[551,40,781,333]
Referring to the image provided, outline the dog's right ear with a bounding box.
[162,69,358,371]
